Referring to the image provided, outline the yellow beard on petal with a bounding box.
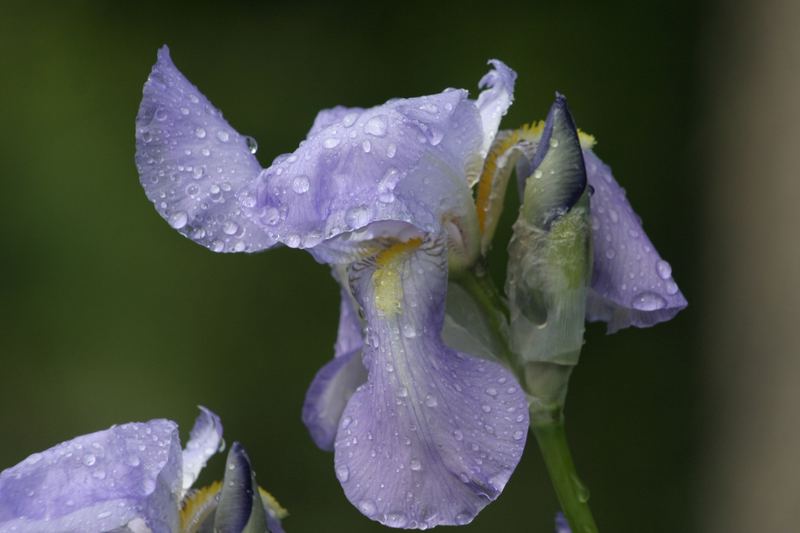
[373,238,423,317]
[180,481,221,533]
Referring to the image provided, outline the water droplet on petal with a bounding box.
[402,324,416,338]
[455,513,471,525]
[342,112,359,127]
[341,416,353,429]
[425,395,438,407]
[345,206,370,228]
[513,430,524,441]
[362,140,371,153]
[365,116,388,137]
[533,169,543,179]
[666,280,679,295]
[83,454,96,466]
[631,291,667,311]
[261,207,280,226]
[223,221,239,235]
[216,130,230,142]
[168,211,188,229]
[245,136,258,154]
[359,500,377,516]
[409,459,422,471]
[292,176,310,194]
[194,127,206,139]
[323,137,341,149]
[481,405,491,413]
[385,513,408,527]
[154,107,167,121]
[386,143,397,158]
[336,465,350,482]
[453,430,463,441]
[549,137,559,148]
[656,260,672,280]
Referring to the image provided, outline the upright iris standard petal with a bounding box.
[0,420,182,533]
[475,60,517,164]
[305,105,366,139]
[583,149,687,332]
[182,406,224,494]
[257,88,485,263]
[334,237,529,528]
[136,46,276,253]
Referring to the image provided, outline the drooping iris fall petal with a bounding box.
[583,149,687,332]
[334,237,528,528]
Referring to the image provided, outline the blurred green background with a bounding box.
[0,1,705,531]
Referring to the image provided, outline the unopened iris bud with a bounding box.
[505,95,591,410]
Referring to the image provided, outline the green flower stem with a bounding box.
[531,407,598,533]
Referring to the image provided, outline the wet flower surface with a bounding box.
[0,408,284,533]
[134,47,686,530]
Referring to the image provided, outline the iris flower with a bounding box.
[134,47,685,528]
[0,408,286,533]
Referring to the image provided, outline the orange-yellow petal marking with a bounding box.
[475,122,543,234]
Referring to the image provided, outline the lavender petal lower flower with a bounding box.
[0,409,216,533]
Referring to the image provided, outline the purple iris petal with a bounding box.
[302,276,368,451]
[334,237,528,528]
[137,50,517,266]
[306,105,366,140]
[334,284,363,358]
[584,149,687,332]
[258,88,485,262]
[135,46,276,254]
[475,60,517,161]
[181,405,223,494]
[555,512,571,532]
[0,420,182,533]
[303,349,368,451]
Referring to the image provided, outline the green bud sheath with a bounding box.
[506,94,591,407]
